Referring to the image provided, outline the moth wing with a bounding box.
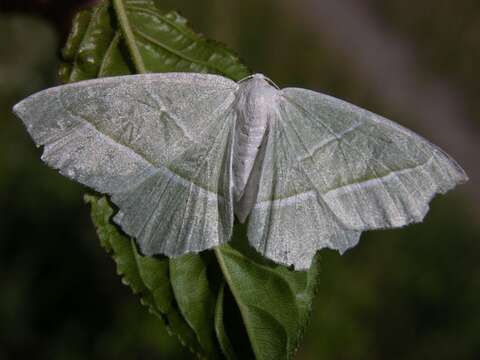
[248,87,467,270]
[246,109,361,270]
[14,73,238,256]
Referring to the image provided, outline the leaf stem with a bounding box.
[112,0,147,74]
[213,246,259,357]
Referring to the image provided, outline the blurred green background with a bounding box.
[0,1,478,359]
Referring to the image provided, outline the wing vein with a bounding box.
[284,97,417,222]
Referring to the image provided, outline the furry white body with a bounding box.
[232,75,278,222]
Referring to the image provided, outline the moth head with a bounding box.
[238,73,279,89]
[236,74,280,116]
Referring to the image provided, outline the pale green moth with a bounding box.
[13,73,468,270]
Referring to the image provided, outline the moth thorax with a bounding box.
[232,76,278,222]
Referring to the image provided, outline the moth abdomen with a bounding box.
[232,74,278,219]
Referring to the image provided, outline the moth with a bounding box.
[13,73,467,270]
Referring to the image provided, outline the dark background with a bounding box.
[0,0,479,359]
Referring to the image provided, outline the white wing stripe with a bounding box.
[323,157,434,199]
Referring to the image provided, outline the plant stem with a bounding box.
[112,0,147,74]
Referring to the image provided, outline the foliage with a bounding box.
[61,1,320,358]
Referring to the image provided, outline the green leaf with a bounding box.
[111,0,250,79]
[170,254,221,359]
[85,195,203,356]
[215,233,320,359]
[61,0,249,81]
[63,1,320,358]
